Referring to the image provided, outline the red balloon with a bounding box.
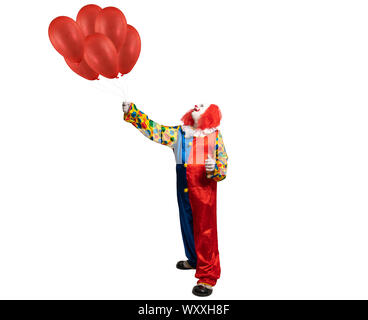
[65,58,99,80]
[84,33,118,79]
[49,16,84,62]
[118,25,141,74]
[76,4,102,37]
[95,7,127,51]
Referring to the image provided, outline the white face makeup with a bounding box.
[191,104,209,125]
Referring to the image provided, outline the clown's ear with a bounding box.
[197,104,222,130]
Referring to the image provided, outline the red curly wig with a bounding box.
[181,104,222,130]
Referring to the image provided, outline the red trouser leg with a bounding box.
[187,165,221,287]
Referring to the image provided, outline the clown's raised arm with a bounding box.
[123,102,179,148]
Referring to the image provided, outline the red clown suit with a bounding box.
[123,102,228,296]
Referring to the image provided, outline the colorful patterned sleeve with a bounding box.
[124,103,179,148]
[209,131,228,182]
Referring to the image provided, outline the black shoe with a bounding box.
[192,284,213,297]
[176,260,195,270]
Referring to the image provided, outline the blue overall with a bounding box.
[175,128,197,267]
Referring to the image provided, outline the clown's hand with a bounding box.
[122,101,131,113]
[205,156,216,173]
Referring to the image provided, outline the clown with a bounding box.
[122,102,228,297]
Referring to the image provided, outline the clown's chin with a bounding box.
[192,112,201,123]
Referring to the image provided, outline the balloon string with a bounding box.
[92,79,123,98]
[98,78,124,98]
[121,75,129,102]
[89,76,129,103]
[110,77,126,100]
[116,75,128,102]
[120,76,128,102]
[125,76,129,102]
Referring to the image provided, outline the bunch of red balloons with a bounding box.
[48,4,141,80]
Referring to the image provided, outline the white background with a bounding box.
[0,0,368,299]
